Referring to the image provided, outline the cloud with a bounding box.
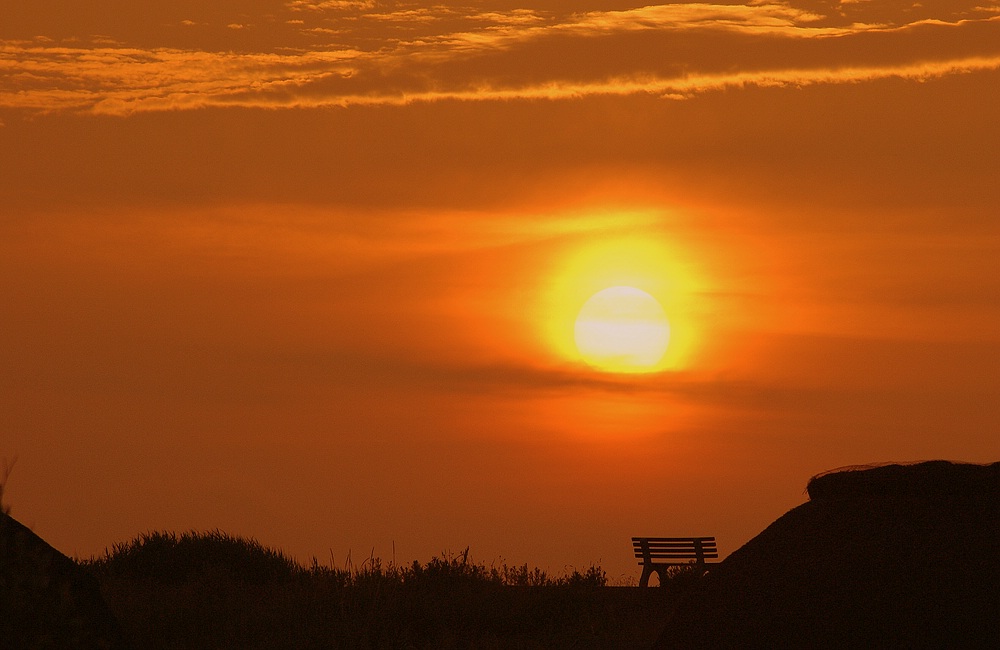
[2,4,999,116]
[554,3,831,36]
[0,44,361,114]
[286,0,377,10]
[4,47,996,115]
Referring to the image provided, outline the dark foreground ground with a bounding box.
[82,532,691,649]
[97,579,676,649]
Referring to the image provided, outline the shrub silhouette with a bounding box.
[565,564,608,588]
[89,530,300,585]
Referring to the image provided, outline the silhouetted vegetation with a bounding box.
[88,530,301,585]
[82,530,698,649]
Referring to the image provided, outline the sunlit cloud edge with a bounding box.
[3,52,999,117]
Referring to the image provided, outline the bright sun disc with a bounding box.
[574,286,670,373]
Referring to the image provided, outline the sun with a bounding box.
[539,224,703,373]
[574,286,670,373]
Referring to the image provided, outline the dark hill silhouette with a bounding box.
[88,529,301,585]
[1,510,127,649]
[655,460,1000,649]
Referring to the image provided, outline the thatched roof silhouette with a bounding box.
[655,460,1000,649]
[1,510,127,649]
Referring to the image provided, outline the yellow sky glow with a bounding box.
[544,230,706,373]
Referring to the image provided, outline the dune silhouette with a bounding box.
[655,460,1000,648]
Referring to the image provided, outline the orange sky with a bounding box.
[3,0,1000,581]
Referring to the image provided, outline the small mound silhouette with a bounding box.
[655,460,1000,648]
[89,530,301,585]
[1,510,127,649]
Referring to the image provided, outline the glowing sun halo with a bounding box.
[574,286,670,373]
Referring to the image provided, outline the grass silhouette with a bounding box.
[83,530,696,649]
[88,530,300,585]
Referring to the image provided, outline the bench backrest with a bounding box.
[632,537,718,563]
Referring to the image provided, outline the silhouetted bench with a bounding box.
[632,536,718,587]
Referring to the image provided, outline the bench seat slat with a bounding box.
[632,539,715,546]
[635,550,719,556]
[635,549,719,557]
[632,537,716,542]
[632,544,718,553]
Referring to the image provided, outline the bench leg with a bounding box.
[639,564,653,588]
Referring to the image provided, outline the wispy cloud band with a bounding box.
[2,3,999,116]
